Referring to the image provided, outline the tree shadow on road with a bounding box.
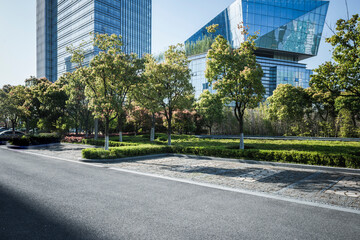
[0,185,98,240]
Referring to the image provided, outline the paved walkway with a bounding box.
[9,144,360,210]
[21,143,94,161]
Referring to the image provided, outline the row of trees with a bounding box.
[1,15,358,149]
[0,26,263,149]
[198,15,360,138]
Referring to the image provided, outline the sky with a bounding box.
[0,0,359,87]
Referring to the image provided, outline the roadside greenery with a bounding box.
[9,133,61,146]
[81,135,360,169]
[140,45,194,146]
[0,15,359,157]
[206,24,265,149]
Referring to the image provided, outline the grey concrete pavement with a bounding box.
[0,148,360,240]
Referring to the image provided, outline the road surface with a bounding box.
[0,148,359,240]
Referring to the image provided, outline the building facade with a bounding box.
[37,0,152,82]
[185,0,329,99]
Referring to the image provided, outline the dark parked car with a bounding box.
[0,127,8,133]
[0,130,25,141]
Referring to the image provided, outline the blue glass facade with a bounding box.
[37,0,152,82]
[185,0,328,98]
[37,0,58,82]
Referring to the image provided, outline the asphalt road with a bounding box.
[0,148,359,240]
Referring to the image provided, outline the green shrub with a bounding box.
[82,145,170,159]
[80,136,360,169]
[81,139,138,147]
[10,134,61,146]
[9,136,32,146]
[82,148,113,159]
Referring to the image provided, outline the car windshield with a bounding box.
[1,131,21,134]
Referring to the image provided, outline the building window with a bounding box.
[203,83,209,90]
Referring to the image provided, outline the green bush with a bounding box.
[82,148,114,159]
[10,134,61,146]
[81,139,138,147]
[82,145,170,159]
[82,145,360,169]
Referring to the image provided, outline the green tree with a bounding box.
[310,62,342,133]
[310,14,360,137]
[126,105,151,136]
[0,85,27,133]
[74,34,142,149]
[130,84,161,142]
[141,45,194,145]
[196,90,224,135]
[59,72,93,136]
[268,84,312,136]
[326,14,360,97]
[205,26,264,149]
[37,80,68,133]
[335,93,360,129]
[172,109,196,135]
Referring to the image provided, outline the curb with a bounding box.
[79,153,360,174]
[79,153,171,163]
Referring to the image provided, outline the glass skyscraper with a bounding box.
[37,0,152,82]
[185,0,329,99]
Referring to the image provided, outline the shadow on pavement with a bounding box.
[0,185,97,240]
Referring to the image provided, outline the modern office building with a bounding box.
[37,0,152,82]
[185,0,329,99]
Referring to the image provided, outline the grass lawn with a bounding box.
[81,134,360,169]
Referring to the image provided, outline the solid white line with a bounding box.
[3,147,360,215]
[3,147,104,168]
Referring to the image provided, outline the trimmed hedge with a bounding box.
[82,145,170,159]
[10,133,61,146]
[82,145,360,169]
[81,139,138,147]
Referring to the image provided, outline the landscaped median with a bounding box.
[82,143,360,169]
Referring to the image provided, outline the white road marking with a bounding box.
[3,147,104,168]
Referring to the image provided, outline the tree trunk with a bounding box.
[239,115,244,150]
[94,118,99,140]
[118,115,123,142]
[11,120,16,134]
[167,118,172,146]
[150,113,155,142]
[84,115,88,138]
[352,115,357,128]
[104,118,109,150]
[209,126,212,135]
[25,118,29,134]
